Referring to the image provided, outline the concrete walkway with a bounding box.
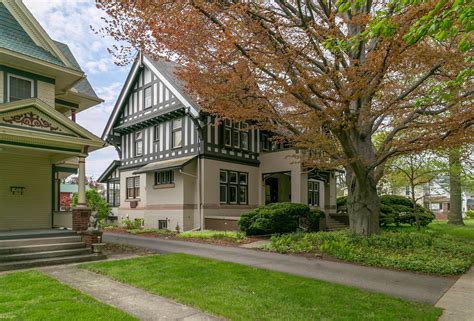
[436,267,474,321]
[41,265,222,321]
[104,232,456,304]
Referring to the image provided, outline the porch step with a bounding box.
[0,236,82,247]
[0,254,106,271]
[0,242,86,255]
[0,248,91,262]
[325,217,349,231]
[0,230,76,240]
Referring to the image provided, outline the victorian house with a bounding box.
[0,0,105,232]
[100,53,337,231]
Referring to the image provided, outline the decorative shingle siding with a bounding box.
[0,3,64,67]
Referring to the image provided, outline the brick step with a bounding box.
[0,254,106,271]
[326,226,348,231]
[0,248,91,262]
[0,236,82,248]
[0,242,86,255]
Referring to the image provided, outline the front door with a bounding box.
[265,177,279,204]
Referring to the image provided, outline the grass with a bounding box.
[0,271,136,321]
[176,230,246,242]
[268,229,474,275]
[428,219,474,240]
[82,253,441,321]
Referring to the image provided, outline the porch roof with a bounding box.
[0,99,106,155]
[133,155,196,174]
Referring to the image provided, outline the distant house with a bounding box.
[58,183,91,211]
[99,53,338,232]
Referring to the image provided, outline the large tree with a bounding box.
[97,0,473,235]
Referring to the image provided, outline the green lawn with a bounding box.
[428,219,474,240]
[82,254,441,321]
[0,271,136,321]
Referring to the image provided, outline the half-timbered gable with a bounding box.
[103,54,200,169]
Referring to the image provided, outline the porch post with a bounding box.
[77,154,87,207]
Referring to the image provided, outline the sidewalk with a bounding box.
[104,232,456,304]
[41,265,222,321]
[436,267,474,321]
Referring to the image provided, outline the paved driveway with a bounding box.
[104,232,456,304]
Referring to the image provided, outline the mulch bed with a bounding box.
[104,227,264,247]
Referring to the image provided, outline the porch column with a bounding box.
[77,154,87,207]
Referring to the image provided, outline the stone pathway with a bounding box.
[239,239,271,249]
[104,232,456,304]
[436,267,474,321]
[41,265,222,321]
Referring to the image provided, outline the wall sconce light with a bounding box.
[10,186,25,195]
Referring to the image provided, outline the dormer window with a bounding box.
[8,75,33,102]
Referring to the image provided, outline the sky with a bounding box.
[23,0,131,179]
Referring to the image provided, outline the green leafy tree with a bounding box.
[72,189,110,222]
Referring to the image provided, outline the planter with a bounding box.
[92,243,106,253]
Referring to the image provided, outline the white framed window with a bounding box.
[8,74,34,102]
[126,176,140,199]
[144,86,152,109]
[241,122,249,150]
[154,125,160,142]
[134,131,143,157]
[172,118,183,148]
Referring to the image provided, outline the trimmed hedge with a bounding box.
[337,195,435,226]
[238,202,325,235]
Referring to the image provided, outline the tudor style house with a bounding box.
[100,53,337,231]
[0,0,105,231]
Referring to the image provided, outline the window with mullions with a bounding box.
[155,170,174,185]
[222,120,249,150]
[172,118,183,148]
[107,181,120,207]
[134,131,143,157]
[154,125,160,142]
[308,180,320,207]
[126,176,140,199]
[9,75,33,102]
[220,170,248,204]
[261,133,270,151]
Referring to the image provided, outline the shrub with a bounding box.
[239,202,322,235]
[336,195,435,227]
[466,209,474,219]
[269,230,474,275]
[122,218,143,230]
[72,189,110,222]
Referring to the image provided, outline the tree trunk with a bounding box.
[448,148,464,225]
[346,167,380,235]
[410,183,420,230]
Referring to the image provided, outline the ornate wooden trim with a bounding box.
[3,112,59,131]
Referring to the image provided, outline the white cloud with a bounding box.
[22,0,126,178]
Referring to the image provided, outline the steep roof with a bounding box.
[0,2,65,67]
[54,41,99,99]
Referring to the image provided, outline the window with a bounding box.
[172,118,183,148]
[155,170,174,185]
[158,220,168,230]
[144,86,152,109]
[261,133,270,151]
[241,122,249,150]
[107,181,120,207]
[134,131,143,157]
[308,180,320,207]
[223,119,232,147]
[154,125,160,142]
[220,170,248,205]
[9,75,33,102]
[126,177,140,199]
